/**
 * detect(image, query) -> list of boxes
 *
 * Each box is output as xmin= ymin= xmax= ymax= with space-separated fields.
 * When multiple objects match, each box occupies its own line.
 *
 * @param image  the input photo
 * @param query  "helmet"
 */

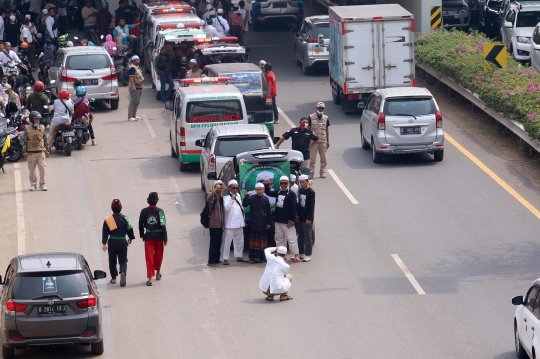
xmin=33 ymin=81 xmax=44 ymax=92
xmin=66 ymin=41 xmax=73 ymax=47
xmin=59 ymin=89 xmax=70 ymax=100
xmin=127 ymin=34 xmax=137 ymax=43
xmin=102 ymin=1 xmax=109 ymax=7
xmin=57 ymin=34 xmax=68 ymax=47
xmin=20 ymin=42 xmax=28 ymax=49
xmin=75 ymin=86 xmax=87 ymax=96
xmin=29 ymin=111 xmax=42 ymax=120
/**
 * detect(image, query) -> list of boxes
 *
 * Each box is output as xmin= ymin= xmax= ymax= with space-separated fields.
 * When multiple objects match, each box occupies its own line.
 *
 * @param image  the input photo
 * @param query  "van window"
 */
xmin=66 ymin=54 xmax=112 ymax=70
xmin=214 ymin=137 xmax=272 ymax=157
xmin=221 ymin=72 xmax=262 ymax=95
xmin=187 ymin=99 xmax=243 ymax=122
xmin=383 ymin=97 xmax=437 ymax=116
xmin=311 ymin=24 xmax=330 ymax=38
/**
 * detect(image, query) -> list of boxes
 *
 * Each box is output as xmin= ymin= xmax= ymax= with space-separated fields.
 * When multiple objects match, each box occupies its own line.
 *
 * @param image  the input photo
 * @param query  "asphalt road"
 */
xmin=2 ymin=21 xmax=540 ymax=359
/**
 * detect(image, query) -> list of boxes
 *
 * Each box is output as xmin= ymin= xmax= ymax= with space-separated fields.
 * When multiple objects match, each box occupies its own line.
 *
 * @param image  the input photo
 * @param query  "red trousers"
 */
xmin=144 ymin=239 xmax=164 ymax=278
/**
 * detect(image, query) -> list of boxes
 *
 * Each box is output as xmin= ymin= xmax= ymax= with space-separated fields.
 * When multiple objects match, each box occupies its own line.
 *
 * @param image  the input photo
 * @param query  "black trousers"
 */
xmin=297 ymin=222 xmax=313 ymax=256
xmin=108 ymin=240 xmax=128 ymax=279
xmin=208 ymin=228 xmax=223 ymax=265
xmin=272 ymin=97 xmax=278 ymax=121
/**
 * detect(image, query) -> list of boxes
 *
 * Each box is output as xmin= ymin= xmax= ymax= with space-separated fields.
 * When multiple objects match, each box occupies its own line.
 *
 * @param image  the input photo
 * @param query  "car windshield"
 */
xmin=214 ymin=137 xmax=272 ymax=157
xmin=204 ymin=54 xmax=245 ymax=65
xmin=66 ymin=54 xmax=112 ymax=70
xmin=11 ymin=272 xmax=90 ymax=300
xmin=488 ymin=0 xmax=502 ymax=11
xmin=312 ymin=24 xmax=330 ymax=38
xmin=516 ymin=11 xmax=540 ymax=28
xmin=187 ymin=100 xmax=243 ymax=123
xmin=384 ymin=97 xmax=437 ymax=116
xmin=221 ymin=72 xmax=262 ymax=95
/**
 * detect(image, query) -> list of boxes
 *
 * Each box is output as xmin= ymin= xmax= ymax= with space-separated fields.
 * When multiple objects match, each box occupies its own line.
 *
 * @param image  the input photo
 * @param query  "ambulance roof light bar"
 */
xmin=180 ymin=77 xmax=232 ymax=86
xmin=157 ymin=22 xmax=202 ymax=29
xmin=152 ymin=6 xmax=193 ymax=13
xmin=210 ymin=36 xmax=238 ymax=43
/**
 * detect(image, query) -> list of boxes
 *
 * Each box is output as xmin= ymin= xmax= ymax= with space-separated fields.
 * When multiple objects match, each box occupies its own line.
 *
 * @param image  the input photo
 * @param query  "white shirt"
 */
xmin=0 ymin=50 xmax=21 ymax=74
xmin=259 ymin=247 xmax=291 ymax=294
xmin=0 ymin=17 xmax=5 ymax=41
xmin=20 ymin=26 xmax=32 ymax=43
xmin=223 ymin=194 xmax=245 ymax=229
xmin=237 ymin=8 xmax=249 ymax=32
xmin=205 ymin=24 xmax=219 ymax=38
xmin=46 ymin=15 xmax=58 ymax=39
xmin=213 ymin=16 xmax=229 ymax=37
xmin=290 ymin=184 xmax=299 ymax=202
xmin=51 ymin=99 xmax=74 ymax=124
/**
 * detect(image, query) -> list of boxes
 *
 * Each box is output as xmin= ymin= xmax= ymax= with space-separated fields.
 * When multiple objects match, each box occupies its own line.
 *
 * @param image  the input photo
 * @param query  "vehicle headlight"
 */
xmin=461 ymin=4 xmax=469 ymax=13
xmin=517 ymin=36 xmax=531 ymax=44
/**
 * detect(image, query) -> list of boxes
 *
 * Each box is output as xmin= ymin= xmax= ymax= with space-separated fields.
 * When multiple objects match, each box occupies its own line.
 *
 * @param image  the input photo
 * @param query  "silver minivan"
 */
xmin=48 ymin=47 xmax=119 ymax=110
xmin=293 ymin=15 xmax=329 ymax=75
xmin=360 ymin=87 xmax=445 ymax=163
xmin=251 ymin=0 xmax=304 ymax=31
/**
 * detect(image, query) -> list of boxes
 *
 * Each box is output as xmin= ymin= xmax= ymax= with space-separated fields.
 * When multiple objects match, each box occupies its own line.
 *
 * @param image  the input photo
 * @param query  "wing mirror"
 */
xmin=207 ymin=172 xmax=217 ymax=180
xmin=318 ymin=34 xmax=324 ymax=46
xmin=504 ymin=21 xmax=512 ymax=28
xmin=93 ymin=270 xmax=107 ymax=280
xmin=195 ymin=139 xmax=205 ymax=147
xmin=512 ymin=295 xmax=524 ymax=305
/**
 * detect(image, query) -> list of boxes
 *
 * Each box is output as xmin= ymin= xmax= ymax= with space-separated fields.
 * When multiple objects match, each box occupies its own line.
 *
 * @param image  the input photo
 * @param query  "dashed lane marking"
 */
xmin=391 ymin=254 xmax=426 ymax=295
xmin=277 ymin=107 xmax=297 ymax=129
xmin=140 ymin=113 xmax=156 ymax=138
xmin=13 ymin=163 xmax=25 ymax=255
xmin=327 ymin=169 xmax=359 ymax=205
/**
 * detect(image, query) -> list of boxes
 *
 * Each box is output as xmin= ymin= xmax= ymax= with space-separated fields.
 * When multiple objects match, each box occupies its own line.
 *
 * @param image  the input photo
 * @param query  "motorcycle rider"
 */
xmin=26 ymin=81 xmax=50 ymax=123
xmin=47 ymin=89 xmax=74 ymax=150
xmin=3 ymin=84 xmax=19 ymax=118
xmin=0 ymin=42 xmax=22 ymax=79
xmin=20 ymin=20 xmax=34 ymax=66
xmin=22 ymin=111 xmax=50 ymax=191
xmin=72 ymin=86 xmax=97 ymax=146
xmin=41 ymin=39 xmax=56 ymax=76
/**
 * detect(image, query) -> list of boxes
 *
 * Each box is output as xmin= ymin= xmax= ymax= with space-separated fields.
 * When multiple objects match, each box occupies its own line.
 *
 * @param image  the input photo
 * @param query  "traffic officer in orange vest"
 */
xmin=308 ymin=102 xmax=330 ymax=179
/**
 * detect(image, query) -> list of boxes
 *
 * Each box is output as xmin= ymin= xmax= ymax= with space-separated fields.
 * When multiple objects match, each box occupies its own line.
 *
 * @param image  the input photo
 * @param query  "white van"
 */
xmin=168 ymin=77 xmax=249 ymax=171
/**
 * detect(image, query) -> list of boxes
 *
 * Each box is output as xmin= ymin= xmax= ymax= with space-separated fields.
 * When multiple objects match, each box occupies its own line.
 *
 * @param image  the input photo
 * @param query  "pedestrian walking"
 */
xmin=275 ymin=117 xmax=318 ymax=168
xmin=308 ymin=102 xmax=330 ymax=179
xmin=207 ymin=180 xmax=225 ymax=267
xmin=259 ymin=246 xmax=293 ymax=301
xmin=297 ymin=174 xmax=315 ymax=262
xmin=265 ymin=175 xmax=299 ymax=262
xmin=214 ymin=8 xmax=229 ymax=37
xmin=243 ymin=182 xmax=271 ymax=263
xmin=237 ymin=0 xmax=250 ymax=47
xmin=223 ymin=179 xmax=246 ymax=264
xmin=264 ymin=62 xmax=278 ymax=123
xmin=228 ymin=6 xmax=244 ymax=45
xmin=81 ymin=0 xmax=98 ymax=39
xmin=21 ymin=111 xmax=49 ymax=191
xmin=138 ymin=192 xmax=168 ymax=286
xmin=127 ymin=55 xmax=143 ymax=122
xmin=155 ymin=46 xmax=174 ymax=103
xmin=102 ymin=199 xmax=135 ymax=287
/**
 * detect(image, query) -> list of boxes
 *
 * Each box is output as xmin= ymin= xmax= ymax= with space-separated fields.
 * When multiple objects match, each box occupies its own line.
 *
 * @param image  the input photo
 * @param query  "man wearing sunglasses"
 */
xmin=265 ymin=176 xmax=299 ymax=262
xmin=308 ymin=102 xmax=330 ymax=179
xmin=223 ymin=179 xmax=246 ymax=265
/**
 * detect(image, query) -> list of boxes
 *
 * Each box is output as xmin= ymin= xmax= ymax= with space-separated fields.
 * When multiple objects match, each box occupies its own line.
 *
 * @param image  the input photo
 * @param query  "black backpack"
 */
xmin=200 ymin=194 xmax=217 ymax=229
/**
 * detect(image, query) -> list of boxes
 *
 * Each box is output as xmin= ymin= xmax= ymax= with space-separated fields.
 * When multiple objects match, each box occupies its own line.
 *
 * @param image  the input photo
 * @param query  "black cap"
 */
xmin=147 ymin=192 xmax=159 ymax=201
xmin=264 ymin=62 xmax=272 ymax=70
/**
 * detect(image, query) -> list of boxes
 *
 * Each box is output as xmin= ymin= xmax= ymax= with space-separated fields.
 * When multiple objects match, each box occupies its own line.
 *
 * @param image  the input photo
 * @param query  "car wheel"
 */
xmin=110 ymin=99 xmax=119 ymax=110
xmin=295 ymin=54 xmax=301 ymax=66
xmin=2 ymin=345 xmax=14 ymax=359
xmin=170 ymin=143 xmax=177 ymax=158
xmin=360 ymin=126 xmax=370 ymax=150
xmin=515 ymin=323 xmax=527 ymax=358
xmin=434 ymin=150 xmax=444 ymax=162
xmin=91 ymin=339 xmax=104 ymax=355
xmin=331 ymin=83 xmax=341 ymax=105
xmin=180 ymin=162 xmax=189 ymax=172
xmin=371 ymin=137 xmax=382 ymax=163
xmin=302 ymin=58 xmax=311 ymax=75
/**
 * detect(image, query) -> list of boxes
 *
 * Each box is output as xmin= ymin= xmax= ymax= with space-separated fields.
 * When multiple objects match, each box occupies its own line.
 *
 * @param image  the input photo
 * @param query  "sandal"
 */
xmin=156 ymin=273 xmax=162 ymax=281
xmin=223 ymin=260 xmax=229 ymax=265
xmin=265 ymin=297 xmax=274 ymax=301
xmin=109 ymin=279 xmax=116 ymax=284
xmin=207 ymin=263 xmax=217 ymax=267
xmin=280 ymin=295 xmax=293 ymax=301
xmin=146 ymin=281 xmax=152 ymax=286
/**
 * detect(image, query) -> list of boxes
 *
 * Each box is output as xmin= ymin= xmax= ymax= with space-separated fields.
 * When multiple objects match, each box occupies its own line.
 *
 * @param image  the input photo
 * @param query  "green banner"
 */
xmin=238 ymin=162 xmax=290 ymax=213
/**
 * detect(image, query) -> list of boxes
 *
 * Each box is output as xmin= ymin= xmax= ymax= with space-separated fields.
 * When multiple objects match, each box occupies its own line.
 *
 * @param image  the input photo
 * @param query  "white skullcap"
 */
xmin=259 ymin=60 xmax=266 ymax=65
xmin=131 ymin=55 xmax=139 ymax=61
xmin=217 ymin=8 xmax=223 ymax=13
xmin=25 ymin=14 xmax=31 ymax=18
xmin=209 ymin=10 xmax=216 ymax=15
xmin=277 ymin=246 xmax=287 ymax=255
xmin=279 ymin=176 xmax=289 ymax=182
xmin=206 ymin=3 xmax=212 ymax=10
xmin=9 ymin=15 xmax=15 ymax=21
xmin=228 ymin=179 xmax=238 ymax=186
xmin=42 ymin=9 xmax=48 ymax=14
xmin=255 ymin=183 xmax=264 ymax=189
xmin=3 ymin=84 xmax=11 ymax=90
xmin=290 ymin=174 xmax=296 ymax=182
xmin=299 ymin=174 xmax=309 ymax=181
xmin=190 ymin=58 xmax=197 ymax=65
xmin=214 ymin=180 xmax=224 ymax=187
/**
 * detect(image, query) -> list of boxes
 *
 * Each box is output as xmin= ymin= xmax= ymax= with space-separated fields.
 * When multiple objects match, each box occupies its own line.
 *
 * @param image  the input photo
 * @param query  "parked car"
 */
xmin=0 ymin=252 xmax=107 ymax=358
xmin=196 ymin=124 xmax=276 ymax=192
xmin=497 ymin=0 xmax=531 ymax=30
xmin=359 ymin=87 xmax=444 ymax=163
xmin=479 ymin=0 xmax=504 ymax=32
xmin=511 ymin=279 xmax=540 ymax=359
xmin=530 ymin=23 xmax=540 ymax=72
xmin=293 ymin=15 xmax=329 ymax=75
xmin=442 ymin=0 xmax=472 ymax=30
xmin=500 ymin=1 xmax=540 ymax=61
xmin=48 ymin=47 xmax=119 ymax=110
xmin=251 ymin=0 xmax=303 ymax=31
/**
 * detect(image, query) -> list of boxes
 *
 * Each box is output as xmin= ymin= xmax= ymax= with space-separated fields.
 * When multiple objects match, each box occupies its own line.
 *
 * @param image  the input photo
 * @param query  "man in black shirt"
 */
xmin=297 ymin=175 xmax=315 ymax=262
xmin=102 ymin=199 xmax=136 ymax=287
xmin=275 ymin=117 xmax=318 ymax=168
xmin=115 ymin=0 xmax=137 ymax=26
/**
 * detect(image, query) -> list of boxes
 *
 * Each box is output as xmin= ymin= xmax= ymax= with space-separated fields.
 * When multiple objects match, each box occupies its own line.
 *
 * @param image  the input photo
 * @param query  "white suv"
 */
xmin=360 ymin=87 xmax=444 ymax=163
xmin=512 ymin=279 xmax=540 ymax=358
xmin=501 ymin=2 xmax=540 ymax=61
xmin=196 ymin=124 xmax=275 ymax=192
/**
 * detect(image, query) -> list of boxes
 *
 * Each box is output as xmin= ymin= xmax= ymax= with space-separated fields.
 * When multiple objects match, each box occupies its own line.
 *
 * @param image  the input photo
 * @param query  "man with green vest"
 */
xmin=102 ymin=199 xmax=135 ymax=287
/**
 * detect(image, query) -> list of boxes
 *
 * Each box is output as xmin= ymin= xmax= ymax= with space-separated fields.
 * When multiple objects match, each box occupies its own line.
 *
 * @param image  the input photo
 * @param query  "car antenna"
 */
xmin=46 ymin=261 xmax=51 ymax=268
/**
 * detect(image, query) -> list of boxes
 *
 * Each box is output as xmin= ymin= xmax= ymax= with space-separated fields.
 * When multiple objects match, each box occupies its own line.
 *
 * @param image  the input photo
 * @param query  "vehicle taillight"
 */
xmin=265 ymin=94 xmax=272 ymax=106
xmin=103 ymin=65 xmax=117 ymax=80
xmin=377 ymin=113 xmax=386 ymax=130
xmin=6 ymin=300 xmax=26 ymax=314
xmin=8 ymin=330 xmax=23 ymax=341
xmin=307 ymin=36 xmax=318 ymax=43
xmin=180 ymin=127 xmax=185 ymax=148
xmin=61 ymin=67 xmax=76 ymax=82
xmin=436 ymin=110 xmax=443 ymax=128
xmin=82 ymin=326 xmax=96 ymax=337
xmin=76 ymin=294 xmax=97 ymax=309
xmin=209 ymin=153 xmax=216 ymax=172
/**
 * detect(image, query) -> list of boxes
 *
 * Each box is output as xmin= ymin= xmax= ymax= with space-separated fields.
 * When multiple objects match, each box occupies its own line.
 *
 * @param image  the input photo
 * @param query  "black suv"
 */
xmin=0 ymin=252 xmax=107 ymax=358
xmin=479 ymin=0 xmax=504 ymax=31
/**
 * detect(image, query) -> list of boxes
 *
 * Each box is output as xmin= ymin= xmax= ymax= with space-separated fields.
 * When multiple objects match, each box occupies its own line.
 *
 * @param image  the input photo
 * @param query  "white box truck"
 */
xmin=326 ymin=4 xmax=416 ymax=113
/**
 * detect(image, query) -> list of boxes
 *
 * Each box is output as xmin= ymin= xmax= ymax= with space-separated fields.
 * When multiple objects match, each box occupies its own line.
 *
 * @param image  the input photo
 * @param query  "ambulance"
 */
xmin=167 ymin=77 xmax=249 ymax=171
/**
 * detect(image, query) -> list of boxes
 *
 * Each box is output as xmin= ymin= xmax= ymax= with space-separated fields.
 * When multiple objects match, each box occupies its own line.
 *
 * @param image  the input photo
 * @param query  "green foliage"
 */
xmin=416 ymin=29 xmax=540 ymax=140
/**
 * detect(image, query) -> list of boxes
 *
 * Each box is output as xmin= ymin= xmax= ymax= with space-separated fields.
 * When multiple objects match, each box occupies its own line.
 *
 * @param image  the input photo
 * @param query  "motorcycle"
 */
xmin=71 ymin=98 xmax=95 ymax=150
xmin=38 ymin=54 xmax=53 ymax=85
xmin=47 ymin=104 xmax=74 ymax=156
xmin=17 ymin=49 xmax=35 ymax=85
xmin=114 ymin=35 xmax=138 ymax=87
xmin=7 ymin=105 xmax=28 ymax=132
xmin=12 ymin=76 xmax=30 ymax=107
xmin=6 ymin=127 xmax=23 ymax=162
xmin=6 ymin=61 xmax=21 ymax=86
xmin=0 ymin=116 xmax=16 ymax=172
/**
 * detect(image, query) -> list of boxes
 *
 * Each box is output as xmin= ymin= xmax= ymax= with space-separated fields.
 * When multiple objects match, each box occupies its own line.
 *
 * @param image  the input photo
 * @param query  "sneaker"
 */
xmin=300 ymin=254 xmax=305 ymax=259
xmin=29 ymin=185 xmax=37 ymax=191
xmin=274 ymin=119 xmax=279 ymax=124
xmin=320 ymin=173 xmax=326 ymax=178
xmin=91 ymin=139 xmax=97 ymax=146
xmin=128 ymin=118 xmax=136 ymax=122
xmin=302 ymin=256 xmax=312 ymax=262
xmin=39 ymin=185 xmax=47 ymax=191
xmin=120 ymin=272 xmax=126 ymax=287
xmin=308 ymin=174 xmax=314 ymax=179
xmin=135 ymin=116 xmax=142 ymax=121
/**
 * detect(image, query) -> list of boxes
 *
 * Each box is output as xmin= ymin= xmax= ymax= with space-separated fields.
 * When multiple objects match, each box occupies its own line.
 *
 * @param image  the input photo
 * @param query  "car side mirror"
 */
xmin=165 ymin=101 xmax=172 ymax=110
xmin=512 ymin=295 xmax=524 ymax=305
xmin=299 ymin=167 xmax=310 ymax=175
xmin=318 ymin=34 xmax=324 ymax=46
xmin=195 ymin=139 xmax=204 ymax=147
xmin=504 ymin=21 xmax=512 ymax=28
xmin=207 ymin=172 xmax=217 ymax=180
xmin=273 ymin=136 xmax=280 ymax=144
xmin=93 ymin=270 xmax=107 ymax=280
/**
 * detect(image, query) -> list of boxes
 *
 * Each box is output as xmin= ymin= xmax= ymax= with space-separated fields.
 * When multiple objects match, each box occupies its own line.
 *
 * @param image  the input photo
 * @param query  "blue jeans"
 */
xmin=160 ymin=71 xmax=174 ymax=102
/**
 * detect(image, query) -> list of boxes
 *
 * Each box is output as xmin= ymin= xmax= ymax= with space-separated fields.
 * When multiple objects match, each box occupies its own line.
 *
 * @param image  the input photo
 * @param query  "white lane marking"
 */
xmin=169 ymin=176 xmax=187 ymax=212
xmin=278 ymin=108 xmax=296 ymax=129
xmin=327 ymin=169 xmax=359 ymax=205
xmin=140 ymin=113 xmax=156 ymax=138
xmin=391 ymin=254 xmax=426 ymax=295
xmin=13 ymin=163 xmax=26 ymax=255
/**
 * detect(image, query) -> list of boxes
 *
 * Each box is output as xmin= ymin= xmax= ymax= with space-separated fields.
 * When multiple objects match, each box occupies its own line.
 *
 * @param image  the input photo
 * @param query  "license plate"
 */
xmin=81 ymin=79 xmax=98 ymax=85
xmin=63 ymin=131 xmax=74 ymax=137
xmin=273 ymin=2 xmax=287 ymax=8
xmin=37 ymin=305 xmax=66 ymax=316
xmin=400 ymin=126 xmax=421 ymax=135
